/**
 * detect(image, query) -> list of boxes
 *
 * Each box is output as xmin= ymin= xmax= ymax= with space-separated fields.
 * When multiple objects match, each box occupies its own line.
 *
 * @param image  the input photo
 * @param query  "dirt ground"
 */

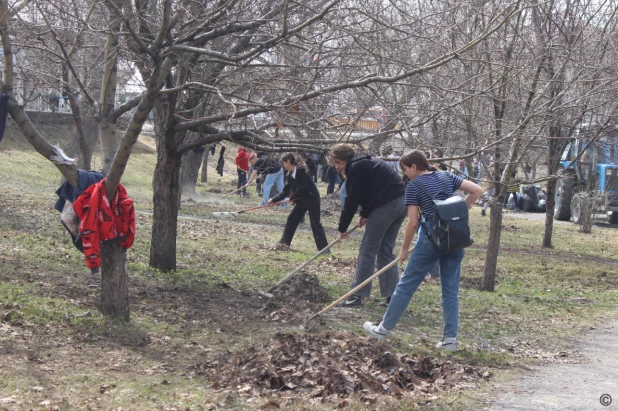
xmin=0 ymin=264 xmax=489 ymax=410
xmin=487 ymin=318 xmax=618 ymax=411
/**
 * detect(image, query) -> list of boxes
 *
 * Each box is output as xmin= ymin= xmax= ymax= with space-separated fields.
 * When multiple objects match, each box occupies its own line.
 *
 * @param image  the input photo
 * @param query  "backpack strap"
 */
xmin=411 ymin=177 xmax=438 ymax=244
xmin=411 ymin=171 xmax=450 ymax=201
xmin=441 ymin=171 xmax=449 ymax=197
xmin=411 ymin=178 xmax=435 ymax=200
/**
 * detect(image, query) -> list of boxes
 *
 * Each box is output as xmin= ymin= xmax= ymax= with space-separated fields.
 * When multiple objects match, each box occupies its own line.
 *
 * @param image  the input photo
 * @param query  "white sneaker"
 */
xmin=436 ymin=337 xmax=457 ymax=351
xmin=363 ymin=321 xmax=389 ymax=340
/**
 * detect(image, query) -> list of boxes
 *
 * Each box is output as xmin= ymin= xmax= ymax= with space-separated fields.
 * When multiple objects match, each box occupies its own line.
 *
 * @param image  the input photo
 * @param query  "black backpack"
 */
xmin=412 ymin=172 xmax=474 ymax=253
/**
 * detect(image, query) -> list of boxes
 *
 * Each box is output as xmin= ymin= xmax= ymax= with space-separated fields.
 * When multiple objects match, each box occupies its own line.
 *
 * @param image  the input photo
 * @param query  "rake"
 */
xmin=212 ymin=200 xmax=286 ymax=217
xmin=303 ymin=245 xmax=415 ymax=331
xmin=217 ymin=181 xmax=255 ymax=200
xmin=257 ymin=224 xmax=361 ymax=298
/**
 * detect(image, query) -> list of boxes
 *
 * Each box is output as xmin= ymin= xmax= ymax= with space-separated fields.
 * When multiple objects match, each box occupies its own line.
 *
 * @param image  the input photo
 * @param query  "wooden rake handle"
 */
xmin=219 ymin=181 xmax=255 ymax=199
xmin=266 ymin=224 xmax=361 ymax=293
xmin=305 ymin=245 xmax=415 ymax=327
xmin=239 ymin=200 xmax=285 ymax=214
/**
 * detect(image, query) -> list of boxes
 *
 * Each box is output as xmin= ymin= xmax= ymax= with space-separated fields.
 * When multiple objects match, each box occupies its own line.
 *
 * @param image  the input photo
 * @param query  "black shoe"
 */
xmin=341 ymin=295 xmax=362 ymax=307
xmin=481 ymin=209 xmax=486 ymax=217
xmin=378 ymin=297 xmax=391 ymax=307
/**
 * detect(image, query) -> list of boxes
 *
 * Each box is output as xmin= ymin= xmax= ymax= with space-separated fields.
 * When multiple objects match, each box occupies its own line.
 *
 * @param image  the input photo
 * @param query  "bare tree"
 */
xmin=1 ymin=0 xmax=179 ymax=319
xmin=131 ymin=0 xmax=524 ymax=272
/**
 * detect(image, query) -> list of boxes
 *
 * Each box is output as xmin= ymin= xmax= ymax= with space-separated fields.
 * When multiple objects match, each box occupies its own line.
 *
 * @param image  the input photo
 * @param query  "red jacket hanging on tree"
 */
xmin=72 ymin=179 xmax=136 ymax=269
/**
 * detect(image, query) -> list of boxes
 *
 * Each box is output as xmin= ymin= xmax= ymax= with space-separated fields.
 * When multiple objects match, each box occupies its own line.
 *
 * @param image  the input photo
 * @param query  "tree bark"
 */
xmin=180 ymin=132 xmax=204 ymax=194
xmin=100 ymin=242 xmax=130 ymax=320
xmin=543 ymin=178 xmax=557 ymax=248
xmin=149 ymin=140 xmax=181 ymax=271
xmin=62 ymin=67 xmax=92 ymax=170
xmin=200 ymin=145 xmax=211 ymax=183
xmin=543 ymin=134 xmax=565 ymax=248
xmin=99 ymin=117 xmax=119 ymax=173
xmin=98 ymin=0 xmax=122 ymax=174
xmin=149 ymin=95 xmax=181 ymax=271
xmin=482 ymin=191 xmax=505 ymax=291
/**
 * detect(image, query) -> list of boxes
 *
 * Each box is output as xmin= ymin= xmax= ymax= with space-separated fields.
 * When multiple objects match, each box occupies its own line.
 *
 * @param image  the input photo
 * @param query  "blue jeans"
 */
xmin=382 ymin=225 xmax=465 ymax=338
xmin=261 ymin=168 xmax=287 ymax=207
xmin=339 ymin=181 xmax=347 ymax=206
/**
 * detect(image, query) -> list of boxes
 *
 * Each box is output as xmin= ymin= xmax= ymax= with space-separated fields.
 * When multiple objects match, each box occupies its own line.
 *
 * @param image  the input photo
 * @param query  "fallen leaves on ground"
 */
xmin=193 ymin=332 xmax=490 ymax=404
xmin=261 ymin=273 xmax=331 ymax=324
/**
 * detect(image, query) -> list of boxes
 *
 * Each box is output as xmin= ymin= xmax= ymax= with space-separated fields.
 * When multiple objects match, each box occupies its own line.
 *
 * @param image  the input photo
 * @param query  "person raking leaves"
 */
xmin=362 ymin=150 xmax=483 ymax=352
xmin=245 ymin=153 xmax=287 ymax=208
xmin=268 ymin=153 xmax=329 ymax=252
xmin=331 ymin=143 xmax=407 ymax=308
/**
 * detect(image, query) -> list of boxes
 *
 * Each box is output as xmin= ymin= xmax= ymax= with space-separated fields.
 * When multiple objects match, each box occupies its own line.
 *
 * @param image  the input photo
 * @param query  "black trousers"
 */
xmin=280 ymin=203 xmax=329 ymax=251
xmin=309 ymin=167 xmax=318 ymax=182
xmin=326 ymin=167 xmax=338 ymax=194
xmin=237 ymin=170 xmax=247 ymax=195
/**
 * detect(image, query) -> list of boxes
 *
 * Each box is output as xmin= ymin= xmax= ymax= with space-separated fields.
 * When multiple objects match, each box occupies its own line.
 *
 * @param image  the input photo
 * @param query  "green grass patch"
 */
xmin=2 ymin=134 xmax=618 ymax=409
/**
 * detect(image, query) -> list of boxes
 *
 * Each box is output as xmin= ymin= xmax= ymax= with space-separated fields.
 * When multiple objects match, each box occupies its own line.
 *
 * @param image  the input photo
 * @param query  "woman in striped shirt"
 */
xmin=363 ymin=150 xmax=483 ymax=352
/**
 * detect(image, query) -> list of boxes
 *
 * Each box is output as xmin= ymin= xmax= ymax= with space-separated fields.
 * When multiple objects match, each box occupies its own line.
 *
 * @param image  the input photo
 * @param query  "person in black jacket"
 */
xmin=326 ymin=161 xmax=340 ymax=194
xmin=331 ymin=144 xmax=407 ymax=307
xmin=269 ymin=153 xmax=329 ymax=252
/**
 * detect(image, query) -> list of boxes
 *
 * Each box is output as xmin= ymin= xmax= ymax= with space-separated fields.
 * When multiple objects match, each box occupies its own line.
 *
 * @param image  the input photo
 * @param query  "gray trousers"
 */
xmin=351 ymin=195 xmax=407 ymax=298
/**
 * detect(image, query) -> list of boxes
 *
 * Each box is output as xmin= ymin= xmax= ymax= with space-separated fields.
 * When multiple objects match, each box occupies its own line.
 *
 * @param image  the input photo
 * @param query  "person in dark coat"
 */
xmin=269 ymin=153 xmax=329 ymax=252
xmin=331 ymin=144 xmax=407 ymax=307
xmin=326 ymin=161 xmax=340 ymax=194
xmin=305 ymin=153 xmax=318 ymax=183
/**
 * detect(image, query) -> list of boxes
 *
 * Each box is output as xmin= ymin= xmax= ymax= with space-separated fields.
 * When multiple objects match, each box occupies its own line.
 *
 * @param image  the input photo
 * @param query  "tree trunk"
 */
xmin=543 ymin=178 xmax=556 ymax=248
xmin=542 ymin=133 xmax=566 ymax=248
xmin=98 ymin=0 xmax=122 ymax=174
xmin=149 ymin=125 xmax=181 ymax=271
xmin=99 ymin=118 xmax=118 ymax=174
xmin=180 ymin=133 xmax=203 ymax=195
xmin=100 ymin=242 xmax=130 ymax=320
xmin=73 ymin=114 xmax=92 ymax=170
xmin=201 ymin=145 xmax=210 ymax=183
xmin=62 ymin=66 xmax=92 ymax=170
xmin=482 ymin=192 xmax=505 ymax=291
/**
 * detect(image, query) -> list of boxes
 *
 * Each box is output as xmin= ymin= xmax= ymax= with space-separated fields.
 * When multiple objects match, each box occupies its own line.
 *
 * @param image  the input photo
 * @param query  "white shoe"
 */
xmin=363 ymin=321 xmax=389 ymax=340
xmin=436 ymin=337 xmax=457 ymax=351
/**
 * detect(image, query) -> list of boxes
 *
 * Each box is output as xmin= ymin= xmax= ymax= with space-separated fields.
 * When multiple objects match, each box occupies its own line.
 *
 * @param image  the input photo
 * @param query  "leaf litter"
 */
xmin=261 ymin=273 xmax=331 ymax=324
xmin=193 ymin=331 xmax=490 ymax=404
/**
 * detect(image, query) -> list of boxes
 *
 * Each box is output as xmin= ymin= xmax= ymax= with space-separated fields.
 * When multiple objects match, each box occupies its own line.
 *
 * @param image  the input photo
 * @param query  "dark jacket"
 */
xmin=338 ymin=154 xmax=405 ymax=232
xmin=271 ymin=166 xmax=320 ymax=208
xmin=254 ymin=157 xmax=282 ymax=175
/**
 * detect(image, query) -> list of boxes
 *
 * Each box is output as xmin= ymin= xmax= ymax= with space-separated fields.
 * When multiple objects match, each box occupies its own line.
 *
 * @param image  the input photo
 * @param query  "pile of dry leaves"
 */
xmin=274 ymin=273 xmax=331 ymax=303
xmin=193 ymin=332 xmax=490 ymax=404
xmin=317 ymin=256 xmax=358 ymax=270
xmin=260 ymin=273 xmax=331 ymax=324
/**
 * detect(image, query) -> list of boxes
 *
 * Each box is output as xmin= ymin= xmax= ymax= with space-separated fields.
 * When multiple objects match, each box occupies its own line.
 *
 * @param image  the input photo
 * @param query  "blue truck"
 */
xmin=554 ymin=134 xmax=618 ymax=224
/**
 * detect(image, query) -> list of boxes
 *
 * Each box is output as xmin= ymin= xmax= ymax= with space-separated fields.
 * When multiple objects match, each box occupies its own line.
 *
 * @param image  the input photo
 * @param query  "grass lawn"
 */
xmin=1 ymin=131 xmax=618 ymax=410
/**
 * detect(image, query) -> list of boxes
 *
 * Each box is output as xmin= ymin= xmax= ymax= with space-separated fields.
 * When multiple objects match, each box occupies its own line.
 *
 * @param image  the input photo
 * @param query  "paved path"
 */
xmin=488 ymin=319 xmax=618 ymax=411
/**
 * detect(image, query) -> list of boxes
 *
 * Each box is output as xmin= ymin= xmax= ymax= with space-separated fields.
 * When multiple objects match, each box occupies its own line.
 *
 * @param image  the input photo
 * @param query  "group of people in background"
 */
xmin=230 ymin=143 xmax=484 ymax=352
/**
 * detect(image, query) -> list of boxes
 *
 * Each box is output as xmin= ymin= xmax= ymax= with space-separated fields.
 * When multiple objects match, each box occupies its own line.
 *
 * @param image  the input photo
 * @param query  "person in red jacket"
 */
xmin=236 ymin=146 xmax=250 ymax=197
